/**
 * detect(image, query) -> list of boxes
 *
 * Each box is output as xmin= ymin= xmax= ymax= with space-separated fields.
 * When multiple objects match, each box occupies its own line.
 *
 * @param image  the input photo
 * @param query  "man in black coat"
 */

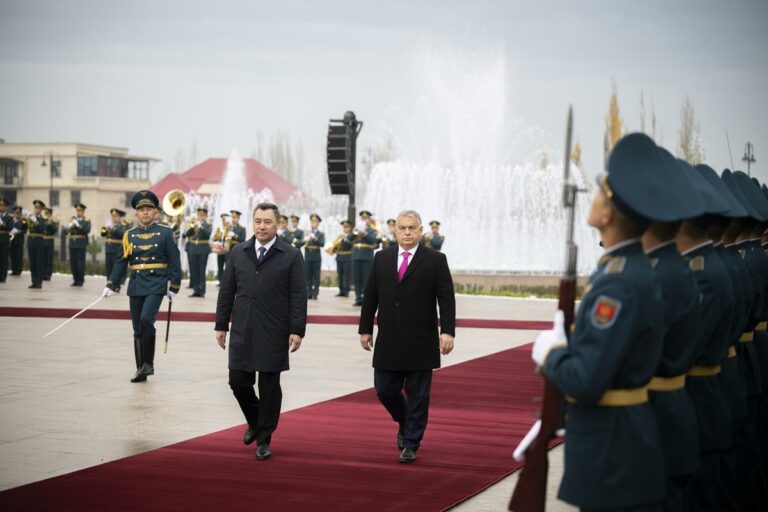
xmin=215 ymin=202 xmax=307 ymax=461
xmin=358 ymin=209 xmax=456 ymax=464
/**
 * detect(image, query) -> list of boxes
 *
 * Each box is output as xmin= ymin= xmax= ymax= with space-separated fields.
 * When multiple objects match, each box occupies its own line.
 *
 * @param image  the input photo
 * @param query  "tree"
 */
xmin=677 ymin=95 xmax=705 ymax=164
xmin=571 ymin=142 xmax=582 ymax=168
xmin=605 ymin=83 xmax=625 ymax=152
xmin=639 ymin=90 xmax=646 ymax=134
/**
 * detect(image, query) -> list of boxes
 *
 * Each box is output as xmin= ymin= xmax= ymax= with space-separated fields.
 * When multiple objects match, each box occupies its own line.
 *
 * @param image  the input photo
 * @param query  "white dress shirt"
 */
xmin=255 ymin=236 xmax=277 ymax=259
xmin=397 ymin=244 xmax=418 ymax=271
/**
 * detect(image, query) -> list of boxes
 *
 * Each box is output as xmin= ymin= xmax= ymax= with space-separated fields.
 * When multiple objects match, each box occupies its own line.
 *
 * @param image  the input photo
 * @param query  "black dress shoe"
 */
xmin=130 ymin=370 xmax=147 ymax=383
xmin=399 ymin=448 xmax=416 ymax=464
xmin=189 ymin=293 xmax=199 ymax=297
xmin=243 ymin=427 xmax=257 ymax=445
xmin=28 ymin=284 xmax=42 ymax=289
xmin=256 ymin=443 xmax=272 ymax=460
xmin=334 ymin=293 xmax=344 ymax=297
xmin=353 ymin=302 xmax=362 ymax=307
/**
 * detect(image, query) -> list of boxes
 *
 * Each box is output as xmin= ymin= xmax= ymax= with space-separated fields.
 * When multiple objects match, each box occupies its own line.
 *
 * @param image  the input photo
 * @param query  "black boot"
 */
xmin=140 ymin=333 xmax=156 ymax=377
xmin=130 ymin=336 xmax=146 ymax=383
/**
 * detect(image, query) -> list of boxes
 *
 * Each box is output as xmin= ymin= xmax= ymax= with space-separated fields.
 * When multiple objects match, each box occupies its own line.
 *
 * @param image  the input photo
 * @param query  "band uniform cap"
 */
xmin=310 ymin=213 xmax=322 ymax=222
xmin=220 ymin=212 xmax=231 ymax=218
xmin=279 ymin=214 xmax=288 ymax=222
xmin=110 ymin=207 xmax=127 ymax=216
xmin=694 ymin=164 xmax=748 ymax=219
xmin=387 ymin=218 xmax=396 ymax=226
xmin=11 ymin=205 xmax=22 ymax=213
xmin=429 ymin=220 xmax=441 ymax=227
xmin=74 ymin=202 xmax=87 ymax=210
xmin=652 ymin=147 xmax=705 ymax=220
xmin=673 ymin=156 xmax=728 ymax=217
xmin=341 ymin=220 xmax=353 ymax=227
xmin=44 ymin=207 xmax=53 ymax=214
xmin=722 ymin=169 xmax=764 ymax=222
xmin=131 ymin=190 xmax=160 ymax=210
xmin=0 ymin=198 xmax=7 ymax=206
xmin=196 ymin=207 xmax=208 ymax=214
xmin=359 ymin=210 xmax=373 ymax=218
xmin=230 ymin=210 xmax=242 ymax=217
xmin=733 ymin=171 xmax=768 ymax=222
xmin=33 ymin=199 xmax=46 ymax=208
xmin=289 ymin=214 xmax=300 ymax=221
xmin=604 ymin=133 xmax=682 ymax=222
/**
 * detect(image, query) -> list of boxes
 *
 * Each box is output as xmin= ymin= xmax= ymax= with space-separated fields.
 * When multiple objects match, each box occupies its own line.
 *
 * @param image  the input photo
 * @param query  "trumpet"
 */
xmin=162 ymin=189 xmax=187 ymax=217
xmin=325 ymin=234 xmax=344 ymax=255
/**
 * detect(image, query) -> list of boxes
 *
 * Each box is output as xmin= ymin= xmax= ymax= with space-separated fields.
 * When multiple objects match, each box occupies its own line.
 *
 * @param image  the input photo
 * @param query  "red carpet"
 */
xmin=0 ymin=306 xmax=550 ymax=330
xmin=0 ymin=345 xmax=557 ymax=512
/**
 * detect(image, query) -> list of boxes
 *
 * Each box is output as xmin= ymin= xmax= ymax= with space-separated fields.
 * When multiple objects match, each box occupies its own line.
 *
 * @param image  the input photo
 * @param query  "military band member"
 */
xmin=531 ymin=134 xmax=674 ymax=510
xmin=42 ymin=207 xmax=58 ymax=281
xmin=304 ymin=213 xmax=325 ymax=300
xmin=380 ymin=218 xmax=397 ymax=249
xmin=289 ymin=214 xmax=305 ymax=249
xmin=213 ymin=213 xmax=231 ymax=284
xmin=278 ymin=215 xmax=294 ymax=245
xmin=349 ymin=210 xmax=378 ymax=306
xmin=9 ymin=206 xmax=26 ymax=276
xmin=0 ymin=198 xmax=11 ymax=282
xmin=185 ymin=207 xmax=212 ymax=298
xmin=27 ymin=199 xmax=47 ymax=289
xmin=65 ymin=202 xmax=91 ymax=286
xmin=423 ymin=220 xmax=445 ymax=251
xmin=328 ymin=220 xmax=353 ymax=297
xmin=101 ymin=208 xmax=128 ymax=292
xmin=103 ymin=190 xmax=182 ymax=383
xmin=229 ymin=210 xmax=247 ymax=249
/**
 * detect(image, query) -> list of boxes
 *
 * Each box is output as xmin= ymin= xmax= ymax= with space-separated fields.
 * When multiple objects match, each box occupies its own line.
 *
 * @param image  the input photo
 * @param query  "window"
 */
xmin=0 ymin=158 xmax=19 ymax=185
xmin=50 ymin=190 xmax=59 ymax=207
xmin=0 ymin=190 xmax=16 ymax=205
xmin=78 ymin=156 xmax=130 ymax=178
xmin=52 ymin=160 xmax=61 ymax=178
xmin=71 ymin=190 xmax=81 ymax=206
xmin=77 ymin=157 xmax=98 ymax=177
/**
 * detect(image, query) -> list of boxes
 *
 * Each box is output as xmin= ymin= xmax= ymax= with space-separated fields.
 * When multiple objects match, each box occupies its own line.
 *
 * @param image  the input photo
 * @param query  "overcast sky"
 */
xmin=1 ymin=0 xmax=766 ymax=183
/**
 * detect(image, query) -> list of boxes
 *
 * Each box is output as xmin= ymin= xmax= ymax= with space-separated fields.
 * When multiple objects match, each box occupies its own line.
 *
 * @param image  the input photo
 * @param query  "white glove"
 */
xmin=167 ymin=290 xmax=177 ymax=301
xmin=277 ymin=228 xmax=284 ymax=235
xmin=532 ymin=310 xmax=568 ymax=366
xmin=102 ymin=287 xmax=114 ymax=298
xmin=512 ymin=419 xmax=565 ymax=462
xmin=355 ymin=220 xmax=366 ymax=232
xmin=29 ymin=215 xmax=37 ymax=223
xmin=10 ymin=228 xmax=18 ymax=235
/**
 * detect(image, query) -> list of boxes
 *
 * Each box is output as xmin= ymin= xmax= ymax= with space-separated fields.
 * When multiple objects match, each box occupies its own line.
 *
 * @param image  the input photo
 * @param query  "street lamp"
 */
xmin=40 ymin=151 xmax=58 ymax=206
xmin=742 ymin=142 xmax=756 ymax=177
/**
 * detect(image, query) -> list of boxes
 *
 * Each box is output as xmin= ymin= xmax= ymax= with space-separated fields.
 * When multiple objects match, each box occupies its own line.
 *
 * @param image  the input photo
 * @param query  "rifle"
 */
xmin=509 ymin=107 xmax=577 ymax=512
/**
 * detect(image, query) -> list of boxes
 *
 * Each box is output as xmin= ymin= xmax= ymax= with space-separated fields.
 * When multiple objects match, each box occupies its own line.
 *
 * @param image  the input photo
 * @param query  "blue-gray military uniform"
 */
xmin=289 ymin=216 xmax=304 ymax=250
xmin=333 ymin=221 xmax=353 ymax=297
xmin=303 ymin=214 xmax=325 ymax=300
xmin=185 ymin=209 xmax=212 ymax=298
xmin=543 ymin=134 xmax=680 ymax=510
xmin=9 ymin=207 xmax=26 ymax=276
xmin=0 ymin=199 xmax=11 ymax=282
xmin=349 ymin=212 xmax=378 ymax=306
xmin=42 ymin=209 xmax=58 ymax=281
xmin=107 ymin=190 xmax=181 ymax=383
xmin=26 ymin=200 xmax=47 ymax=288
xmin=423 ymin=221 xmax=445 ymax=251
xmin=65 ymin=203 xmax=91 ymax=286
xmin=101 ymin=209 xmax=128 ymax=290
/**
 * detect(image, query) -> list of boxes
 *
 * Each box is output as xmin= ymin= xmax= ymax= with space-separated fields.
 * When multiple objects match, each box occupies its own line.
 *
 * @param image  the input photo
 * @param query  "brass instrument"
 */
xmin=326 ymin=234 xmax=344 ymax=255
xmin=162 ymin=189 xmax=187 ymax=217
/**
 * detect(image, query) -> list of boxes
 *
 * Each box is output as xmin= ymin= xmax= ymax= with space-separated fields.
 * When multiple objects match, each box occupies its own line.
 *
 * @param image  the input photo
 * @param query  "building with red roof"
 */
xmin=151 ymin=158 xmax=302 ymax=204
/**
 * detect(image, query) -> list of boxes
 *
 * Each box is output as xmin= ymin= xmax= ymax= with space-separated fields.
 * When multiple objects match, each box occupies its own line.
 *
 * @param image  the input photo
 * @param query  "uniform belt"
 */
xmin=688 ymin=364 xmax=721 ymax=377
xmin=336 ymin=250 xmax=351 ymax=255
xmin=43 ymin=236 xmax=55 ymax=240
xmin=740 ymin=332 xmax=754 ymax=343
xmin=353 ymin=243 xmax=376 ymax=249
xmin=306 ymin=246 xmax=321 ymax=251
xmin=728 ymin=346 xmax=737 ymax=359
xmin=106 ymin=239 xmax=123 ymax=244
xmin=756 ymin=322 xmax=767 ymax=332
xmin=188 ymin=240 xmax=210 ymax=245
xmin=28 ymin=233 xmax=43 ymax=238
xmin=69 ymin=235 xmax=86 ymax=240
xmin=0 ymin=230 xmax=8 ymax=235
xmin=566 ymin=386 xmax=649 ymax=406
xmin=648 ymin=375 xmax=686 ymax=392
xmin=128 ymin=263 xmax=168 ymax=270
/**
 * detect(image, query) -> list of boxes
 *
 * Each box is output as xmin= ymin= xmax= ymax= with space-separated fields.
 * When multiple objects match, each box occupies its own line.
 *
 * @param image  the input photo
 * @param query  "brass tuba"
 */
xmin=162 ymin=189 xmax=187 ymax=217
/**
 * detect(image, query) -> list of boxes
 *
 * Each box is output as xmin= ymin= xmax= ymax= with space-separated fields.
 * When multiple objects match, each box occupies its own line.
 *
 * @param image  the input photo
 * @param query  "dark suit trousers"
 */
xmin=374 ymin=369 xmax=432 ymax=450
xmin=229 ymin=370 xmax=282 ymax=445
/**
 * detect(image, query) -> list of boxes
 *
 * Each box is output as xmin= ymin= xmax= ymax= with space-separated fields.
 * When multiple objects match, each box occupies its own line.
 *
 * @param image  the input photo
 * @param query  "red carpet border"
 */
xmin=0 ymin=345 xmax=558 ymax=512
xmin=0 ymin=307 xmax=550 ymax=330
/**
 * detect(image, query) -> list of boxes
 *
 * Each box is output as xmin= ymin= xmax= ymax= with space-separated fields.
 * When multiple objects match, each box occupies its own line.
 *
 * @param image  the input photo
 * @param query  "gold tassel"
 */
xmin=122 ymin=232 xmax=133 ymax=258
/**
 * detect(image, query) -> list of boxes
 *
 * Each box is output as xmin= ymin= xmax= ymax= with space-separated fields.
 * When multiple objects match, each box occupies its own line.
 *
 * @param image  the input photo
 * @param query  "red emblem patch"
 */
xmin=591 ymin=295 xmax=621 ymax=329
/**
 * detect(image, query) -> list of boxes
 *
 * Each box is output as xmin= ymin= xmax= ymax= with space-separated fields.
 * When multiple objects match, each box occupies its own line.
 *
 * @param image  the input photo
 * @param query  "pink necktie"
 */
xmin=398 ymin=251 xmax=410 ymax=282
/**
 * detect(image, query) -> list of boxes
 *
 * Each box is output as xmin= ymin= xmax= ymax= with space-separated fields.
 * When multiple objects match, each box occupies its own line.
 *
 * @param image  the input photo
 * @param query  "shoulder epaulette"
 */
xmin=84 ymin=216 xmax=91 ymax=221
xmin=605 ymin=256 xmax=626 ymax=274
xmin=688 ymin=255 xmax=705 ymax=272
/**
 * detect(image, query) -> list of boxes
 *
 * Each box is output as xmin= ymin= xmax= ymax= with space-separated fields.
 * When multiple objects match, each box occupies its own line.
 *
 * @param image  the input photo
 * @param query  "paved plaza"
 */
xmin=0 ymin=272 xmax=574 ymax=511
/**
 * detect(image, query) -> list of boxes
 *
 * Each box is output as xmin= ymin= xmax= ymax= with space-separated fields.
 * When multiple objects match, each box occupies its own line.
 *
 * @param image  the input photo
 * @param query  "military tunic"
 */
xmin=26 ymin=215 xmax=47 ymax=287
xmin=66 ymin=216 xmax=91 ymax=285
xmin=102 ymin=222 xmax=127 ymax=286
xmin=303 ymin=230 xmax=325 ymax=299
xmin=545 ymin=241 xmax=665 ymax=509
xmin=423 ymin=233 xmax=444 ymax=251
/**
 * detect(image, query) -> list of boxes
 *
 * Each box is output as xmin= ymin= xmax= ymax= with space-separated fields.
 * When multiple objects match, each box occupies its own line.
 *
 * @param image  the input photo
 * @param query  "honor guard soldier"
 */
xmin=0 ymin=198 xmax=10 ymax=282
xmin=9 ymin=205 xmax=26 ymax=276
xmin=328 ymin=220 xmax=353 ymax=297
xmin=228 ymin=210 xmax=246 ymax=249
xmin=185 ymin=207 xmax=212 ymax=298
xmin=532 ymin=134 xmax=677 ymax=511
xmin=278 ymin=215 xmax=294 ymax=245
xmin=42 ymin=207 xmax=58 ymax=281
xmin=213 ymin=212 xmax=231 ymax=284
xmin=103 ymin=190 xmax=182 ymax=383
xmin=289 ymin=214 xmax=305 ymax=249
xmin=27 ymin=199 xmax=47 ymax=289
xmin=65 ymin=202 xmax=91 ymax=286
xmin=101 ymin=208 xmax=128 ymax=292
xmin=349 ymin=210 xmax=378 ymax=306
xmin=304 ymin=213 xmax=325 ymax=300
xmin=380 ymin=218 xmax=397 ymax=249
xmin=423 ymin=220 xmax=445 ymax=251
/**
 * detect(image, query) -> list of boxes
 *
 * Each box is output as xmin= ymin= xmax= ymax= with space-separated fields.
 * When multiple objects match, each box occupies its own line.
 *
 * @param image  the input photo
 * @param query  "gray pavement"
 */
xmin=0 ymin=272 xmax=573 ymax=510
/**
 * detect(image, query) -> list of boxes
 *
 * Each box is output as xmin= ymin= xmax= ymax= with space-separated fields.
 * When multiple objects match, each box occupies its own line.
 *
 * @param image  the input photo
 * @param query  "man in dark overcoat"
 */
xmin=215 ymin=202 xmax=307 ymax=461
xmin=358 ymin=209 xmax=456 ymax=464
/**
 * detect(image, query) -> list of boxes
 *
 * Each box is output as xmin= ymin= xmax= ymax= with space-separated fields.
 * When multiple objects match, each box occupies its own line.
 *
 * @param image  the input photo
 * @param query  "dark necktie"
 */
xmin=257 ymin=246 xmax=266 ymax=261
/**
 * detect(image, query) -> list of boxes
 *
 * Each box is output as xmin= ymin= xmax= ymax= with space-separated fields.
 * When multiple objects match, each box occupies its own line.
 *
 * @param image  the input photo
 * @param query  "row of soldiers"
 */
xmin=529 ymin=132 xmax=768 ymax=511
xmin=0 ymin=198 xmax=93 ymax=287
